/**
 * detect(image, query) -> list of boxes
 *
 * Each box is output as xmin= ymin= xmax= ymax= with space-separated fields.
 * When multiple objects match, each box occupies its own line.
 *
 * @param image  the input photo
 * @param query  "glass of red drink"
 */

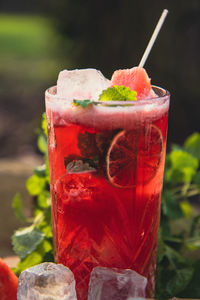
xmin=45 ymin=85 xmax=170 ymax=300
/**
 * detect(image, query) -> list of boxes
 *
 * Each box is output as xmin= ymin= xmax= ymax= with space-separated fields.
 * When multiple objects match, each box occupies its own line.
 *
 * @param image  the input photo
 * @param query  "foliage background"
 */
xmin=0 ymin=0 xmax=200 ymax=298
xmin=0 ymin=0 xmax=200 ymax=156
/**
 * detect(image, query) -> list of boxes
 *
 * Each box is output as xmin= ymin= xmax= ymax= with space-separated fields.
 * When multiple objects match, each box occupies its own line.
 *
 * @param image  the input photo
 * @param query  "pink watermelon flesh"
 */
xmin=111 ymin=67 xmax=156 ymax=100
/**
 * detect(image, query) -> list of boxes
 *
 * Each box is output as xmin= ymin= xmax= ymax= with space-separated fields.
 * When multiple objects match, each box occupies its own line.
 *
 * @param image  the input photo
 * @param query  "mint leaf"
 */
xmin=14 ymin=250 xmax=43 ymax=276
xmin=12 ymin=226 xmax=44 ymax=259
xmin=37 ymin=134 xmax=48 ymax=154
xmin=178 ymin=260 xmax=200 ymax=298
xmin=12 ymin=193 xmax=26 ymax=222
xmin=166 ymin=150 xmax=199 ymax=184
xmin=35 ymin=206 xmax=52 ymax=239
xmin=99 ymin=85 xmax=137 ymax=101
xmin=194 ymin=172 xmax=200 ymax=190
xmin=162 ymin=190 xmax=183 ymax=220
xmin=180 ymin=200 xmax=192 ymax=218
xmin=14 ymin=239 xmax=53 ymax=276
xmin=65 ymin=159 xmax=98 ymax=174
xmin=157 ymin=235 xmax=166 ymax=263
xmin=77 ymin=132 xmax=99 ymax=157
xmin=26 ymin=174 xmax=46 ymax=196
xmin=34 ymin=164 xmax=46 ymax=177
xmin=73 ymin=99 xmax=93 ymax=108
xmin=37 ymin=191 xmax=51 ymax=209
xmin=41 ymin=112 xmax=47 ymax=136
xmin=190 ymin=215 xmax=200 ymax=237
xmin=166 ymin=268 xmax=194 ymax=296
xmin=186 ymin=236 xmax=200 ymax=250
xmin=184 ymin=132 xmax=200 ymax=160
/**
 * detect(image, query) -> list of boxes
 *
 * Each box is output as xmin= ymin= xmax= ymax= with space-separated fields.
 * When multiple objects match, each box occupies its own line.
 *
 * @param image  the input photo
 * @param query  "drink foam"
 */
xmin=45 ymin=86 xmax=169 ymax=130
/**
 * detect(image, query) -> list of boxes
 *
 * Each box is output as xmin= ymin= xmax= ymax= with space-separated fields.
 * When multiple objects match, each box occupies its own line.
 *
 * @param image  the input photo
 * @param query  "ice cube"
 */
xmin=88 ymin=267 xmax=147 ymax=300
xmin=17 ymin=262 xmax=77 ymax=300
xmin=57 ymin=68 xmax=110 ymax=100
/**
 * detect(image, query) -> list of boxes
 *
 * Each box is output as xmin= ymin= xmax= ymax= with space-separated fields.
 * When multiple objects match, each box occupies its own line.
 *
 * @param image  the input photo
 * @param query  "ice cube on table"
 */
xmin=57 ymin=68 xmax=110 ymax=101
xmin=17 ymin=262 xmax=77 ymax=300
xmin=88 ymin=267 xmax=147 ymax=300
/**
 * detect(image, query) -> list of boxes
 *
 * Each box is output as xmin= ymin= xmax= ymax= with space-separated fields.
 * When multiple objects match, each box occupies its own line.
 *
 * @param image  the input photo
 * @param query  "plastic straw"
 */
xmin=138 ymin=9 xmax=168 ymax=68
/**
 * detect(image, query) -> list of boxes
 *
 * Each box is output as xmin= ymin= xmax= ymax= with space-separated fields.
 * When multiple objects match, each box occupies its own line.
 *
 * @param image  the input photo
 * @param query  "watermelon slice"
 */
xmin=111 ymin=67 xmax=156 ymax=100
xmin=0 ymin=258 xmax=18 ymax=300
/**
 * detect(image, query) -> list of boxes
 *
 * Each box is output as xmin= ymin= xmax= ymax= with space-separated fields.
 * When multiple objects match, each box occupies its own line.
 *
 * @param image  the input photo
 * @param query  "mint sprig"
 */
xmin=99 ymin=85 xmax=137 ymax=101
xmin=73 ymin=99 xmax=93 ymax=108
xmin=12 ymin=226 xmax=44 ymax=259
xmin=72 ymin=85 xmax=137 ymax=108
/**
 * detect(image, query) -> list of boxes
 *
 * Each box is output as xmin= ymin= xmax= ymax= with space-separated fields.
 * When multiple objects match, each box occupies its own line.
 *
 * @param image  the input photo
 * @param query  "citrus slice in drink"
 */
xmin=106 ymin=124 xmax=163 ymax=188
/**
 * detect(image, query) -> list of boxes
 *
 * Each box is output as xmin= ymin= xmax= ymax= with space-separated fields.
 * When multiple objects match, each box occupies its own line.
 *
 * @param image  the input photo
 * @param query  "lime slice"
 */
xmin=106 ymin=124 xmax=163 ymax=188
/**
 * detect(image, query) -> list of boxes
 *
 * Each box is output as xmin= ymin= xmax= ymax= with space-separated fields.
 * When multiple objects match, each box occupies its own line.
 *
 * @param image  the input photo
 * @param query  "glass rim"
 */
xmin=45 ymin=85 xmax=170 ymax=105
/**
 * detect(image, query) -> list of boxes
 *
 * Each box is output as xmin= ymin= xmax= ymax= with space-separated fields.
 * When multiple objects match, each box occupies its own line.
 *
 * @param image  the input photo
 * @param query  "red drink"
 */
xmin=46 ymin=85 xmax=170 ymax=300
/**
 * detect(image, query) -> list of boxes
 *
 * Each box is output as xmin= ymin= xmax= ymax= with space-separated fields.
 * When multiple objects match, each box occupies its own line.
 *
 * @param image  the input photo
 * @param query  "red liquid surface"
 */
xmin=47 ymin=109 xmax=168 ymax=300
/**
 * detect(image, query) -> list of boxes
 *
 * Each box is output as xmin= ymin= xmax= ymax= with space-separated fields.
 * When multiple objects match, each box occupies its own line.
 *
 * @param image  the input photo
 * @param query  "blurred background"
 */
xmin=0 ymin=0 xmax=200 ymax=256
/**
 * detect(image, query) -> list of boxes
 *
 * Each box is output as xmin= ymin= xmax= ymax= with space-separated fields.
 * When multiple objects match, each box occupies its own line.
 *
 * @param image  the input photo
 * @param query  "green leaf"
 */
xmin=184 ymin=132 xmax=200 ymax=160
xmin=156 ymin=264 xmax=173 ymax=300
xmin=171 ymin=144 xmax=183 ymax=151
xmin=160 ymin=215 xmax=171 ymax=237
xmin=194 ymin=172 xmax=200 ymax=191
xmin=166 ymin=150 xmax=199 ymax=184
xmin=45 ymin=155 xmax=50 ymax=178
xmin=65 ymin=159 xmax=98 ymax=174
xmin=162 ymin=190 xmax=183 ymax=219
xmin=12 ymin=193 xmax=26 ymax=222
xmin=190 ymin=215 xmax=200 ymax=237
xmin=157 ymin=236 xmax=166 ymax=263
xmin=37 ymin=134 xmax=47 ymax=154
xmin=37 ymin=207 xmax=52 ymax=239
xmin=34 ymin=164 xmax=46 ymax=177
xmin=26 ymin=174 xmax=46 ymax=196
xmin=14 ymin=239 xmax=53 ymax=275
xmin=14 ymin=250 xmax=43 ymax=275
xmin=35 ymin=239 xmax=52 ymax=256
xmin=164 ymin=244 xmax=189 ymax=266
xmin=73 ymin=99 xmax=93 ymax=108
xmin=180 ymin=200 xmax=192 ymax=218
xmin=178 ymin=260 xmax=200 ymax=298
xmin=166 ymin=268 xmax=194 ymax=296
xmin=99 ymin=85 xmax=137 ymax=101
xmin=39 ymin=222 xmax=53 ymax=239
xmin=186 ymin=236 xmax=200 ymax=251
xmin=12 ymin=226 xmax=44 ymax=259
xmin=37 ymin=191 xmax=51 ymax=209
xmin=41 ymin=112 xmax=47 ymax=136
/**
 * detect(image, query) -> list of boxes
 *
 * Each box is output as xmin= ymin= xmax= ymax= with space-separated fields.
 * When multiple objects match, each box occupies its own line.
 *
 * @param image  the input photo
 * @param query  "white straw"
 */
xmin=138 ymin=9 xmax=168 ymax=68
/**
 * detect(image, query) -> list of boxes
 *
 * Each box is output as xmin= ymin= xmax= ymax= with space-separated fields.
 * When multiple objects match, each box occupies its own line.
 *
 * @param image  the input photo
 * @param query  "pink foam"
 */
xmin=46 ymin=87 xmax=169 ymax=131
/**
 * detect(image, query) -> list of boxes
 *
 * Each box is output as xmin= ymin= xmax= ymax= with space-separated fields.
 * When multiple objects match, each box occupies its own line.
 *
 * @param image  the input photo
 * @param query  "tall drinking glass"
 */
xmin=45 ymin=86 xmax=170 ymax=300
